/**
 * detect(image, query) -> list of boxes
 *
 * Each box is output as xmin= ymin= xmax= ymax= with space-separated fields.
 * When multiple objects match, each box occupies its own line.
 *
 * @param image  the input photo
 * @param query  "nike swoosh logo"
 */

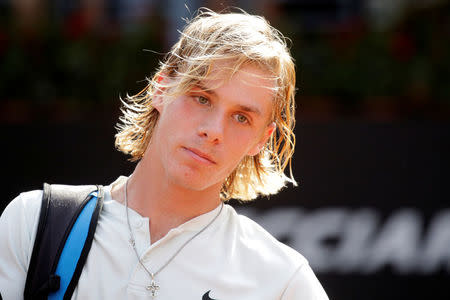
xmin=202 ymin=290 xmax=218 ymax=300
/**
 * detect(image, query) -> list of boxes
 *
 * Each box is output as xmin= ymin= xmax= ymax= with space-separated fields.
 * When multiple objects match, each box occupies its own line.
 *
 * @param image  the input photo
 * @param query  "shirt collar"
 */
xmin=103 ymin=176 xmax=225 ymax=232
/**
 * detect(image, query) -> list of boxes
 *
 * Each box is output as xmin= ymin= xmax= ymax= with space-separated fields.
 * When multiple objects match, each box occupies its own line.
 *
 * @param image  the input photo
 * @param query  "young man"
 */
xmin=0 ymin=9 xmax=328 ymax=299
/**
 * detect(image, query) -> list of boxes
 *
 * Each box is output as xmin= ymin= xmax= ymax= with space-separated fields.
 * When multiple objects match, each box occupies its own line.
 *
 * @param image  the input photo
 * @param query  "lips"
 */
xmin=183 ymin=147 xmax=216 ymax=164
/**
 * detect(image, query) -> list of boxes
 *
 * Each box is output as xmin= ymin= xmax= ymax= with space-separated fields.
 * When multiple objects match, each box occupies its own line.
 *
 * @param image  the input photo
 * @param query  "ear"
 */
xmin=152 ymin=74 xmax=167 ymax=113
xmin=152 ymin=93 xmax=164 ymax=113
xmin=247 ymin=122 xmax=276 ymax=156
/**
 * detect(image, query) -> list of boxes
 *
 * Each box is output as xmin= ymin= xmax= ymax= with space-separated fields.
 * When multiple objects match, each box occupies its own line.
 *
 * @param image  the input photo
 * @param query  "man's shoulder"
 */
xmin=19 ymin=189 xmax=43 ymax=202
xmin=3 ymin=189 xmax=43 ymax=219
xmin=224 ymin=205 xmax=307 ymax=269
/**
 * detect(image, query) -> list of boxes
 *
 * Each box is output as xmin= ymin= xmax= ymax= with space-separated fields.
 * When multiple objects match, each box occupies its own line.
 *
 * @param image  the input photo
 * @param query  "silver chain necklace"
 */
xmin=124 ymin=178 xmax=224 ymax=298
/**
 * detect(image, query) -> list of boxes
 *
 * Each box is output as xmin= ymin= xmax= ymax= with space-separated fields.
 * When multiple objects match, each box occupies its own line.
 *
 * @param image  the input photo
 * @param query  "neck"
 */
xmin=112 ymin=157 xmax=222 ymax=243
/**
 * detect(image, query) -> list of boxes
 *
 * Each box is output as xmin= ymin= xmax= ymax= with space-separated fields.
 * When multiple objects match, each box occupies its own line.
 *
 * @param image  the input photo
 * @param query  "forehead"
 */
xmin=195 ymin=62 xmax=278 ymax=102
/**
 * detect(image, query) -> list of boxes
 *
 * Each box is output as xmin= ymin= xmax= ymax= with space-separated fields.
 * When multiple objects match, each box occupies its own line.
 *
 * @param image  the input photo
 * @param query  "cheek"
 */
xmin=173 ymin=96 xmax=195 ymax=113
xmin=160 ymin=100 xmax=195 ymax=131
xmin=224 ymin=129 xmax=259 ymax=157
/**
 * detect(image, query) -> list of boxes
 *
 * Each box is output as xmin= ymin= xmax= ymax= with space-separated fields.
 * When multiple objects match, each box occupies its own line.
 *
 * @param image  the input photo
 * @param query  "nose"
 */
xmin=197 ymin=114 xmax=225 ymax=144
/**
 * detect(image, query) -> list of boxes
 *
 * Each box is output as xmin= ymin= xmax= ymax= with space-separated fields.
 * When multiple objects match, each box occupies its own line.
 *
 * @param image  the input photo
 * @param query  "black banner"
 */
xmin=2 ymin=121 xmax=449 ymax=299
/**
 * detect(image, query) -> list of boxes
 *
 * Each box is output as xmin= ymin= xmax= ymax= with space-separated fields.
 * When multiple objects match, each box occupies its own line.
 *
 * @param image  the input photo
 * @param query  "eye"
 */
xmin=235 ymin=114 xmax=249 ymax=124
xmin=196 ymin=96 xmax=210 ymax=105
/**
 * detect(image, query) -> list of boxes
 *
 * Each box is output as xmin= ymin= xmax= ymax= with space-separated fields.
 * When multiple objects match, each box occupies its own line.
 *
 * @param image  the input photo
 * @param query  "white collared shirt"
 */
xmin=0 ymin=177 xmax=328 ymax=299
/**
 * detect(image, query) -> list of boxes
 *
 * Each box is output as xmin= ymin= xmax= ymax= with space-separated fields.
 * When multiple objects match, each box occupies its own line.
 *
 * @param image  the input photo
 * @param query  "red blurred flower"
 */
xmin=63 ymin=11 xmax=89 ymax=40
xmin=390 ymin=32 xmax=415 ymax=61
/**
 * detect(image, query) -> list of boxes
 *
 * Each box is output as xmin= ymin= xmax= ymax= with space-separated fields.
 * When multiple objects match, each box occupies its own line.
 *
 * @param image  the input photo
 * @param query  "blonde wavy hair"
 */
xmin=115 ymin=8 xmax=297 ymax=201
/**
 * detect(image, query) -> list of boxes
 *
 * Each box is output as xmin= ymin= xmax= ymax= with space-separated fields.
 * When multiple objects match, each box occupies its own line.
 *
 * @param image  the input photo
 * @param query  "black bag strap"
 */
xmin=24 ymin=183 xmax=104 ymax=300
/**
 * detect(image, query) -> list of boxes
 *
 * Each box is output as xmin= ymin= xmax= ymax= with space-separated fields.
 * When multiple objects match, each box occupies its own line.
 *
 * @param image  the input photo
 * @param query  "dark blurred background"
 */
xmin=1 ymin=0 xmax=449 ymax=299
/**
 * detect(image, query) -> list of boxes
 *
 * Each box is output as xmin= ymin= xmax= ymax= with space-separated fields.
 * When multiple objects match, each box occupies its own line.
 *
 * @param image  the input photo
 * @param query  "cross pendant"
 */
xmin=146 ymin=279 xmax=160 ymax=297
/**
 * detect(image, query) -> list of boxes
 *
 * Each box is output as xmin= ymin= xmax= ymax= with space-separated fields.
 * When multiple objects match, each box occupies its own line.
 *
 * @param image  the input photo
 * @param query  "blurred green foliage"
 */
xmin=292 ymin=3 xmax=450 ymax=103
xmin=0 ymin=2 xmax=449 ymax=119
xmin=0 ymin=11 xmax=162 ymax=104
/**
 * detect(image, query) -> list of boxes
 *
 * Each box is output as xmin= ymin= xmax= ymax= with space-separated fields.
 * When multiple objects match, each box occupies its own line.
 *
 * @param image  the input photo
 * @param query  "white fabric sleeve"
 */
xmin=0 ymin=190 xmax=42 ymax=300
xmin=281 ymin=263 xmax=329 ymax=300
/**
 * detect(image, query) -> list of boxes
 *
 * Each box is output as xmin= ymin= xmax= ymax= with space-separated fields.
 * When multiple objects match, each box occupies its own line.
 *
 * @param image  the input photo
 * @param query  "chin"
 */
xmin=171 ymin=179 xmax=216 ymax=193
xmin=169 ymin=169 xmax=220 ymax=193
xmin=164 ymin=157 xmax=226 ymax=192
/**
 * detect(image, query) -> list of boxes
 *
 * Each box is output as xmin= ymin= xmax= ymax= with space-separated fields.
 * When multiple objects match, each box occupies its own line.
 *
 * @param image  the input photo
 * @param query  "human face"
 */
xmin=148 ymin=64 xmax=276 ymax=193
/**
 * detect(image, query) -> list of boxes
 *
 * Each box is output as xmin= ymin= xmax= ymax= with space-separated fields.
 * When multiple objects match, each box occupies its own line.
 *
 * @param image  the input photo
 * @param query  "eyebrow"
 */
xmin=236 ymin=104 xmax=262 ymax=116
xmin=194 ymin=83 xmax=262 ymax=116
xmin=195 ymin=83 xmax=217 ymax=97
